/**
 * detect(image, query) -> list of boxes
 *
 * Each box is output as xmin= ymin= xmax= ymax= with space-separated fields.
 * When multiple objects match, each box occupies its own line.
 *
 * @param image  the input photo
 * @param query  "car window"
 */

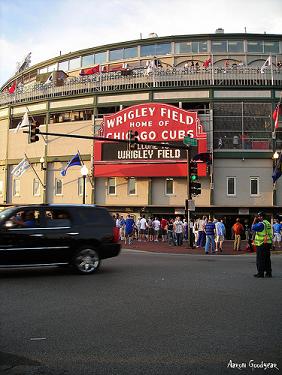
xmin=6 ymin=209 xmax=40 ymax=228
xmin=78 ymin=207 xmax=113 ymax=225
xmin=0 ymin=207 xmax=17 ymax=224
xmin=44 ymin=209 xmax=71 ymax=227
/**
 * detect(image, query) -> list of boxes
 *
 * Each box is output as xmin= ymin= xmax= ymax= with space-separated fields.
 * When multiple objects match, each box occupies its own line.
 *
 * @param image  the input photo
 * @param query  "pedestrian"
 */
xmin=215 ymin=218 xmax=226 ymax=252
xmin=193 ymin=218 xmax=199 ymax=244
xmin=272 ymin=218 xmax=282 ymax=250
xmin=174 ymin=216 xmax=184 ymax=246
xmin=232 ymin=218 xmax=244 ymax=251
xmin=124 ymin=215 xmax=135 ymax=245
xmin=204 ymin=217 xmax=216 ymax=254
xmin=139 ymin=215 xmax=147 ymax=241
xmin=152 ymin=217 xmax=160 ymax=242
xmin=119 ymin=215 xmax=126 ymax=240
xmin=251 ymin=212 xmax=272 ymax=278
xmin=196 ymin=216 xmax=207 ymax=247
xmin=183 ymin=219 xmax=188 ymax=241
xmin=189 ymin=219 xmax=195 ymax=248
xmin=167 ymin=218 xmax=176 ymax=246
xmin=160 ymin=217 xmax=168 ymax=242
xmin=136 ymin=217 xmax=141 ymax=241
xmin=147 ymin=216 xmax=154 ymax=242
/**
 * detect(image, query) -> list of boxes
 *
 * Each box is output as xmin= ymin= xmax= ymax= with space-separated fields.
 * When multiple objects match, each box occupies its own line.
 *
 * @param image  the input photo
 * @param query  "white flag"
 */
xmin=44 ymin=73 xmax=53 ymax=85
xmin=11 ymin=158 xmax=31 ymax=178
xmin=260 ymin=56 xmax=272 ymax=73
xmin=14 ymin=110 xmax=29 ymax=133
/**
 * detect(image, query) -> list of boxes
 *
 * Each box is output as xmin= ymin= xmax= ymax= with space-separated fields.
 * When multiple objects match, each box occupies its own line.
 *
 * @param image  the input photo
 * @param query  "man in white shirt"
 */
xmin=152 ymin=217 xmax=160 ymax=242
xmin=140 ymin=215 xmax=147 ymax=241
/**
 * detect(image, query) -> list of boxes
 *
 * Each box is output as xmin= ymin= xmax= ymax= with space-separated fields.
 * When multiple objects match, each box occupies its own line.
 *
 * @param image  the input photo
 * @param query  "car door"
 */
xmin=0 ymin=208 xmax=46 ymax=266
xmin=37 ymin=207 xmax=74 ymax=263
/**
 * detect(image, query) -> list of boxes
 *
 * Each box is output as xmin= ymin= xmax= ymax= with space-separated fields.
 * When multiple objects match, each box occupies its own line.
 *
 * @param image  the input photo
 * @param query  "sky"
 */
xmin=0 ymin=0 xmax=281 ymax=86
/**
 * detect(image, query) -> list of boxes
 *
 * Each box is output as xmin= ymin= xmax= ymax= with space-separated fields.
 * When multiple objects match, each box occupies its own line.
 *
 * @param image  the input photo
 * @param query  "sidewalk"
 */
xmin=122 ymin=239 xmax=282 ymax=255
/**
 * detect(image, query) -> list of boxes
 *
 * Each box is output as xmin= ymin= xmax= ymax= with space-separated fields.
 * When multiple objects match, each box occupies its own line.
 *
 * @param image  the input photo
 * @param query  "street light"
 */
xmin=273 ymin=151 xmax=279 ymax=159
xmin=80 ymin=165 xmax=88 ymax=204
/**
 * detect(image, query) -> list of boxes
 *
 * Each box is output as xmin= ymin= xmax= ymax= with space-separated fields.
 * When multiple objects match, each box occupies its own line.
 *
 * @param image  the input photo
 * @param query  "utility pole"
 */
xmin=186 ymin=147 xmax=192 ymax=248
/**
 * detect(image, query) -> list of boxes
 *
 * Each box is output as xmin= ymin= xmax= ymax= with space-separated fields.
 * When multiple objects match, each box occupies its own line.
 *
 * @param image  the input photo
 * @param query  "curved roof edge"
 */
xmin=2 ymin=32 xmax=282 ymax=90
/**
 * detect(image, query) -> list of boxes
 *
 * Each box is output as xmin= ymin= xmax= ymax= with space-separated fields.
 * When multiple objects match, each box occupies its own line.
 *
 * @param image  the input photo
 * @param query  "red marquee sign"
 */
xmin=94 ymin=103 xmax=208 ymax=177
xmin=102 ymin=103 xmax=207 ymax=142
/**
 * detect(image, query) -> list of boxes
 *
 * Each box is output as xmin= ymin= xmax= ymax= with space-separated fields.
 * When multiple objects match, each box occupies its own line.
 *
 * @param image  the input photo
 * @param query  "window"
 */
xmin=175 ymin=41 xmax=208 ymax=54
xmin=82 ymin=54 xmax=94 ymax=67
xmin=124 ymin=47 xmax=138 ymax=59
xmin=108 ymin=178 xmax=116 ymax=195
xmin=33 ymin=179 xmax=40 ymax=196
xmin=13 ymin=179 xmax=20 ymax=196
xmin=69 ymin=57 xmax=81 ymax=70
xmin=247 ymin=41 xmax=263 ymax=53
xmin=250 ymin=177 xmax=259 ymax=196
xmin=198 ymin=41 xmax=208 ymax=52
xmin=211 ymin=41 xmax=227 ymax=53
xmin=227 ymin=40 xmax=244 ymax=53
xmin=55 ymin=178 xmax=63 ymax=195
xmin=39 ymin=67 xmax=48 ymax=74
xmin=264 ymin=41 xmax=279 ymax=53
xmin=95 ymin=52 xmax=107 ymax=64
xmin=165 ymin=178 xmax=174 ymax=195
xmin=155 ymin=43 xmax=171 ymax=55
xmin=109 ymin=49 xmax=123 ymax=61
xmin=140 ymin=43 xmax=171 ymax=57
xmin=58 ymin=61 xmax=69 ymax=71
xmin=44 ymin=209 xmax=71 ymax=227
xmin=128 ymin=177 xmax=136 ymax=195
xmin=0 ymin=180 xmax=3 ymax=196
xmin=227 ymin=177 xmax=236 ymax=196
xmin=47 ymin=63 xmax=57 ymax=72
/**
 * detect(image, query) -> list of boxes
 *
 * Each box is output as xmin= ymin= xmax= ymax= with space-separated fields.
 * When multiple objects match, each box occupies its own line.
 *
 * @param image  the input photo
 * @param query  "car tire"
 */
xmin=73 ymin=248 xmax=100 ymax=274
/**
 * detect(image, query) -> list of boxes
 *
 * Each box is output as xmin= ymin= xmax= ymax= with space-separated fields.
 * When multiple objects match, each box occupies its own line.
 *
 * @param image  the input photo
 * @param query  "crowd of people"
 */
xmin=112 ymin=213 xmax=282 ymax=253
xmin=113 ymin=212 xmax=281 ymax=278
xmin=112 ymin=214 xmax=189 ymax=247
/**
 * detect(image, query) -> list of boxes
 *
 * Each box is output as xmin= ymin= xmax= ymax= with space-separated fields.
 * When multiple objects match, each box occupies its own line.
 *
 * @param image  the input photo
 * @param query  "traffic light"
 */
xmin=29 ymin=121 xmax=40 ymax=143
xmin=128 ymin=130 xmax=139 ymax=150
xmin=189 ymin=161 xmax=201 ymax=196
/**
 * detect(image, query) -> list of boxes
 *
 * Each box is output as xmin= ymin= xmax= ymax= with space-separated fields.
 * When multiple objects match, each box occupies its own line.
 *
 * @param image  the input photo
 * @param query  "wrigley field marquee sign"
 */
xmin=102 ymin=102 xmax=207 ymax=143
xmin=93 ymin=103 xmax=208 ymax=177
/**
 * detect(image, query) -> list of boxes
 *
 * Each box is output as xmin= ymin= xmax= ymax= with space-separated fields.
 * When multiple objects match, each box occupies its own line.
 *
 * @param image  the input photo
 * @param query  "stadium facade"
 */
xmin=0 ymin=31 xmax=281 ymax=229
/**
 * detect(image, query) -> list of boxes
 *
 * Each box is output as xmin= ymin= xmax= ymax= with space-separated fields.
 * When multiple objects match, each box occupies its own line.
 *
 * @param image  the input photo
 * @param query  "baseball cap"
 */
xmin=257 ymin=211 xmax=265 ymax=217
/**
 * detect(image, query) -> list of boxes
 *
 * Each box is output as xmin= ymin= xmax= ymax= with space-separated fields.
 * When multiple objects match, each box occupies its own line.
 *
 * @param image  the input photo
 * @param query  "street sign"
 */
xmin=188 ymin=199 xmax=195 ymax=211
xmin=183 ymin=136 xmax=197 ymax=146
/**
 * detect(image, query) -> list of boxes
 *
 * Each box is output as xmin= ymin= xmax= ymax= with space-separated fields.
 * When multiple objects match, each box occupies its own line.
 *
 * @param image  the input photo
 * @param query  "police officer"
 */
xmin=251 ymin=211 xmax=272 ymax=278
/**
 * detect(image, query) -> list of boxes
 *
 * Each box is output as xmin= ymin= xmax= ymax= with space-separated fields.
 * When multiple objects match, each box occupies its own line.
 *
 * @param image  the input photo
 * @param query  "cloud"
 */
xmin=0 ymin=0 xmax=281 ymax=86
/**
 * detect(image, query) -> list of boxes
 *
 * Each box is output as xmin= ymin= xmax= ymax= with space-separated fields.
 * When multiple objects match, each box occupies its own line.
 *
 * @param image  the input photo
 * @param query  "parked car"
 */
xmin=0 ymin=204 xmax=121 ymax=274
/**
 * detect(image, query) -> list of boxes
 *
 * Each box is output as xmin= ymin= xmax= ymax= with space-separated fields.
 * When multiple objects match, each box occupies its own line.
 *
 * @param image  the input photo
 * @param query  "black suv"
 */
xmin=0 ymin=204 xmax=121 ymax=274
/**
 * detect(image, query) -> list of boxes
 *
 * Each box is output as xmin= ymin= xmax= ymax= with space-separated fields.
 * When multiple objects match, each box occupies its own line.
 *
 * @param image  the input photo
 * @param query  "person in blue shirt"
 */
xmin=272 ymin=218 xmax=281 ymax=249
xmin=215 ymin=218 xmax=226 ymax=252
xmin=204 ymin=217 xmax=216 ymax=254
xmin=124 ymin=215 xmax=135 ymax=245
xmin=13 ymin=211 xmax=36 ymax=228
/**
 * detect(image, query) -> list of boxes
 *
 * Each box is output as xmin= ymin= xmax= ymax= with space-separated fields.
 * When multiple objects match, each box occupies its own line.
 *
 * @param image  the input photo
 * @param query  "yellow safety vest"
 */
xmin=254 ymin=220 xmax=272 ymax=246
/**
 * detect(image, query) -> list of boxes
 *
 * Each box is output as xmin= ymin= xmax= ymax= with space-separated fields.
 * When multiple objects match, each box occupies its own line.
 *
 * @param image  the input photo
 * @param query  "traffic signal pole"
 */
xmin=186 ymin=147 xmax=192 ymax=248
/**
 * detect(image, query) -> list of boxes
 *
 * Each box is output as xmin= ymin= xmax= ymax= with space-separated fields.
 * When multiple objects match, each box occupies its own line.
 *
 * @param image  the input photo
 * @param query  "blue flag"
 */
xmin=61 ymin=153 xmax=82 ymax=176
xmin=272 ymin=154 xmax=282 ymax=183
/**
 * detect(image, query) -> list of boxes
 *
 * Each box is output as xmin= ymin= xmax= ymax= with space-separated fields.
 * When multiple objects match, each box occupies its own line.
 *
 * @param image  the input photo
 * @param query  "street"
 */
xmin=0 ymin=250 xmax=281 ymax=375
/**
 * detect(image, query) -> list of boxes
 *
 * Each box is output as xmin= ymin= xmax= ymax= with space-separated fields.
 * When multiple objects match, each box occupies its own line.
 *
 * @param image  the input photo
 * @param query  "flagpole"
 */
xmin=24 ymin=153 xmax=45 ymax=188
xmin=270 ymin=53 xmax=274 ymax=86
xmin=211 ymin=54 xmax=214 ymax=85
